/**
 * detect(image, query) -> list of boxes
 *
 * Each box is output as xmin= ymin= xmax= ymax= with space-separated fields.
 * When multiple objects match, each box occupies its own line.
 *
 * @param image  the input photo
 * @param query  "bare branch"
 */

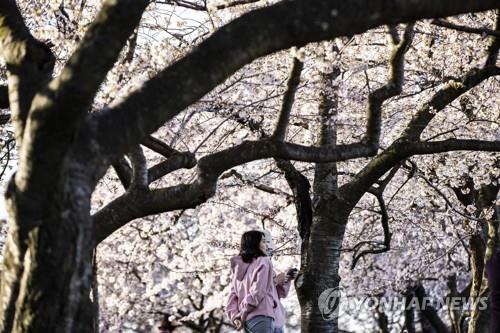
xmin=351 ymin=192 xmax=391 ymax=270
xmin=221 ymin=169 xmax=292 ymax=198
xmin=431 ymin=18 xmax=500 ymax=38
xmin=156 ymin=0 xmax=265 ymax=11
xmin=214 ymin=0 xmax=262 ymax=10
xmin=10 ymin=0 xmax=149 ymax=203
xmin=271 ymin=57 xmax=303 ymax=140
xmin=349 ymin=163 xmax=401 ymax=270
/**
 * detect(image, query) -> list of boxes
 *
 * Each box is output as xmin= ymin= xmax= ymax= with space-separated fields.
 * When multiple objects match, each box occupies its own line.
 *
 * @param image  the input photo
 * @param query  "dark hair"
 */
xmin=239 ymin=230 xmax=267 ymax=263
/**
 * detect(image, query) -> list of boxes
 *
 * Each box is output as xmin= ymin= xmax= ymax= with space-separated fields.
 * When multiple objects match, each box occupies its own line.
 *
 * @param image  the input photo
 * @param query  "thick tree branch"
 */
xmin=365 ymin=23 xmax=414 ymax=145
xmin=11 ymin=0 xmax=149 ymax=213
xmin=93 ymin=178 xmax=214 ymax=244
xmin=404 ymin=139 xmax=500 ymax=155
xmin=275 ymin=159 xmax=312 ymax=246
xmin=42 ymin=0 xmax=148 ymax=117
xmin=271 ymin=57 xmax=303 ymax=140
xmin=0 ymin=1 xmax=55 ymax=146
xmin=213 ymin=0 xmax=261 ymax=10
xmin=90 ymin=0 xmax=500 ymax=159
xmin=342 ymin=136 xmax=500 ymax=210
xmin=92 ymin=137 xmax=377 ymax=243
xmin=196 ymin=139 xmax=378 ymax=179
xmin=93 ymin=136 xmax=500 ymax=243
xmin=147 ymin=152 xmax=197 ymax=183
xmin=128 ymin=146 xmax=148 ymax=191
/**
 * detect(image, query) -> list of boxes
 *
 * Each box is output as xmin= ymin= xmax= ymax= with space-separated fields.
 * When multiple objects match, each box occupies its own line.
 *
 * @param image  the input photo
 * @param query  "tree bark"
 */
xmin=294 ymin=63 xmax=346 ymax=332
xmin=1 ymin=156 xmax=96 ymax=333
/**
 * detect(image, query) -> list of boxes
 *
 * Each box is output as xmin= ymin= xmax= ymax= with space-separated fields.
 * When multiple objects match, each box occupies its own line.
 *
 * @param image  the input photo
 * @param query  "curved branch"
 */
xmin=89 ymin=0 xmax=500 ymax=159
xmin=147 ymin=152 xmax=197 ymax=183
xmin=351 ymin=178 xmax=393 ymax=270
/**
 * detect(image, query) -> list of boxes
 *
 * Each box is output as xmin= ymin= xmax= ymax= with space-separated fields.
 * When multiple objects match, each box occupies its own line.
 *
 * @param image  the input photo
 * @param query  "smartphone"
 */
xmin=286 ymin=268 xmax=298 ymax=278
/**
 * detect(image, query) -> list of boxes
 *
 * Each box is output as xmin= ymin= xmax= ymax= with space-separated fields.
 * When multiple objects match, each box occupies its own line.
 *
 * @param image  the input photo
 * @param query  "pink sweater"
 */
xmin=225 ymin=255 xmax=292 ymax=328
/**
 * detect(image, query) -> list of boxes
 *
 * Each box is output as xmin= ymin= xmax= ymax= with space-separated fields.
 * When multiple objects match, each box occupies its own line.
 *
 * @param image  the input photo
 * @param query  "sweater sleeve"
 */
xmin=240 ymin=258 xmax=271 ymax=315
xmin=225 ymin=284 xmax=239 ymax=323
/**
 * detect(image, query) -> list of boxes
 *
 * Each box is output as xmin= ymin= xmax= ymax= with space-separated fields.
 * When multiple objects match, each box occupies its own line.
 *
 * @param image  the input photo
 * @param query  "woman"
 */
xmin=225 ymin=230 xmax=297 ymax=333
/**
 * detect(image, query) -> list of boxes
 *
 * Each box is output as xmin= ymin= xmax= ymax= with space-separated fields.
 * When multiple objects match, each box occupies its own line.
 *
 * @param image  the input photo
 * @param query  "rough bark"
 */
xmin=296 ymin=64 xmax=344 ymax=332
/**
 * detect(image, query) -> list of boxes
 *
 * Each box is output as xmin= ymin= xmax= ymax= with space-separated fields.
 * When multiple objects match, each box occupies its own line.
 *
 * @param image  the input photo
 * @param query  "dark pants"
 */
xmin=486 ymin=250 xmax=500 ymax=333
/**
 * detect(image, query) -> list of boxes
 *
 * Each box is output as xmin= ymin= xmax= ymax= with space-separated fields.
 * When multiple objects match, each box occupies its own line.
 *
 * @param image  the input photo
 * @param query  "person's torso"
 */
xmin=233 ymin=257 xmax=286 ymax=328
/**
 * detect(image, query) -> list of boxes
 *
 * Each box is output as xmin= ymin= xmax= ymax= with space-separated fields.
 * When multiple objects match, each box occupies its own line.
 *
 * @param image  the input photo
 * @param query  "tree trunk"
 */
xmin=0 ymin=158 xmax=96 ymax=333
xmin=295 ymin=63 xmax=346 ymax=332
xmin=459 ymin=182 xmax=499 ymax=333
xmin=296 ymin=210 xmax=347 ymax=332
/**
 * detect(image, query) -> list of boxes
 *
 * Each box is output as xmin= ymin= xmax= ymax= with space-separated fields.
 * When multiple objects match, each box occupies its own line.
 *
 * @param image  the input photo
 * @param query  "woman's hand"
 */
xmin=233 ymin=311 xmax=248 ymax=331
xmin=233 ymin=318 xmax=243 ymax=331
xmin=274 ymin=272 xmax=288 ymax=285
